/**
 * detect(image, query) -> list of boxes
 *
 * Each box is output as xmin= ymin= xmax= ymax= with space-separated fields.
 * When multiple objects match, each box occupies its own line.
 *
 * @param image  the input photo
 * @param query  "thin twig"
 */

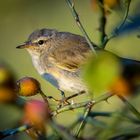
xmin=104 ymin=0 xmax=131 ymax=47
xmin=50 ymin=121 xmax=76 ymax=140
xmin=57 ymin=91 xmax=86 ymax=108
xmin=97 ymin=106 xmax=127 ymax=140
xmin=69 ymin=118 xmax=81 ymax=130
xmin=110 ymin=127 xmax=140 ymax=140
xmin=118 ymin=95 xmax=140 ymax=121
xmin=97 ymin=96 xmax=140 ymax=140
xmin=89 ymin=111 xmax=140 ymax=124
xmin=39 ymin=90 xmax=49 ymax=104
xmin=86 ymin=117 xmax=107 ymax=128
xmin=69 ymin=112 xmax=108 ymax=130
xmin=65 ymin=0 xmax=97 ymax=55
xmin=114 ymin=0 xmax=131 ymax=35
xmin=75 ymin=102 xmax=93 ymax=137
xmin=47 ymin=91 xmax=85 ymax=108
xmin=39 ymin=90 xmax=52 ymax=117
xmin=52 ymin=91 xmax=85 ymax=103
xmin=0 ymin=124 xmax=31 ymax=139
xmin=98 ymin=0 xmax=107 ymax=48
xmin=51 ymin=92 xmax=113 ymax=116
xmin=66 ymin=91 xmax=85 ymax=101
xmin=89 ymin=111 xmax=112 ymax=117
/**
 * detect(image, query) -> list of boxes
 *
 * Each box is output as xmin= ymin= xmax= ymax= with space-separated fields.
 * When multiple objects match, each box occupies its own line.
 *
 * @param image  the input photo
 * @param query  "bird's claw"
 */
xmin=47 ymin=95 xmax=71 ymax=109
xmin=57 ymin=97 xmax=71 ymax=109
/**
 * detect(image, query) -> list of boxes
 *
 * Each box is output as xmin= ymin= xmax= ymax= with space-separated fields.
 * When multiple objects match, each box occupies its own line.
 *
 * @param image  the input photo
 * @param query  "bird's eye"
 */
xmin=38 ymin=40 xmax=44 ymax=45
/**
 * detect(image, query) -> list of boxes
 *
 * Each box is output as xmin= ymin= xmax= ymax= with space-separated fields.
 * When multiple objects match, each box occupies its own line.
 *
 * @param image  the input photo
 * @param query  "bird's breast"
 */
xmin=30 ymin=53 xmax=87 ymax=93
xmin=42 ymin=68 xmax=87 ymax=93
xmin=31 ymin=54 xmax=46 ymax=75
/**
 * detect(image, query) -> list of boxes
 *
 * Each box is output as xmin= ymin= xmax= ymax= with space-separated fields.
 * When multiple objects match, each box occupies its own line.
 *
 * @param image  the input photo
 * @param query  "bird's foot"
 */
xmin=47 ymin=91 xmax=86 ymax=109
xmin=56 ymin=90 xmax=86 ymax=109
xmin=57 ymin=97 xmax=71 ymax=109
xmin=46 ymin=95 xmax=71 ymax=109
xmin=56 ymin=91 xmax=71 ymax=109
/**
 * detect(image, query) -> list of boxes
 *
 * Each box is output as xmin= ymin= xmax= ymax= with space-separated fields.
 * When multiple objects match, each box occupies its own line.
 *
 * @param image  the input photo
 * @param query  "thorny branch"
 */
xmin=52 ymin=93 xmax=140 ymax=124
xmin=51 ymin=92 xmax=113 ymax=116
xmin=65 ymin=0 xmax=97 ymax=55
xmin=98 ymin=0 xmax=107 ymax=48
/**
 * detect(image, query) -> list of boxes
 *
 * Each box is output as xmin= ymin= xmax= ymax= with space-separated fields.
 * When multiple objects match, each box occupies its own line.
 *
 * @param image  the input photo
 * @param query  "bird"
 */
xmin=16 ymin=28 xmax=96 ymax=96
xmin=17 ymin=28 xmax=140 ymax=97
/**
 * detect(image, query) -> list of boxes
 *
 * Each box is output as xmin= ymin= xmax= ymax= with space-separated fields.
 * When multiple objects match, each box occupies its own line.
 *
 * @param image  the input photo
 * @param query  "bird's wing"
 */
xmin=47 ymin=33 xmax=93 ymax=72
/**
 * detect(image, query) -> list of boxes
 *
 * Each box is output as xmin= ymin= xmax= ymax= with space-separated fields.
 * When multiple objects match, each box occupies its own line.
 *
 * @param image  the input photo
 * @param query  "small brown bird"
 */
xmin=17 ymin=29 xmax=96 ymax=95
xmin=17 ymin=28 xmax=140 ymax=96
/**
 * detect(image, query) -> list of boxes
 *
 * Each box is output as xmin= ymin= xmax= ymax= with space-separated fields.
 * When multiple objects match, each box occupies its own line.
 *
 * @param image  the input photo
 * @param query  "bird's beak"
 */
xmin=16 ymin=44 xmax=27 ymax=49
xmin=16 ymin=42 xmax=30 ymax=49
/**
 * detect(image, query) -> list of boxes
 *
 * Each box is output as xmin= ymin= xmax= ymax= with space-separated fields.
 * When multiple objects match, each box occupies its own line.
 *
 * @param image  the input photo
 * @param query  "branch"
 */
xmin=39 ymin=90 xmax=50 ymax=105
xmin=110 ymin=127 xmax=140 ymax=140
xmin=118 ymin=95 xmax=140 ymax=121
xmin=114 ymin=0 xmax=131 ymax=35
xmin=0 ymin=124 xmax=31 ymax=139
xmin=75 ymin=102 xmax=93 ymax=137
xmin=51 ymin=92 xmax=113 ymax=116
xmin=47 ymin=91 xmax=85 ymax=108
xmin=89 ymin=111 xmax=140 ymax=124
xmin=70 ymin=111 xmax=111 ymax=130
xmin=96 ymin=95 xmax=140 ymax=140
xmin=65 ymin=91 xmax=85 ymax=101
xmin=50 ymin=121 xmax=76 ymax=140
xmin=104 ymin=0 xmax=131 ymax=47
xmin=98 ymin=0 xmax=107 ymax=48
xmin=65 ymin=0 xmax=97 ymax=55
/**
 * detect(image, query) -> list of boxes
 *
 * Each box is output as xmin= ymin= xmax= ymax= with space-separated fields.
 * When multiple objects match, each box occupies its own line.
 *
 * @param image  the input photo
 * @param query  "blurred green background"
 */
xmin=0 ymin=0 xmax=140 ymax=139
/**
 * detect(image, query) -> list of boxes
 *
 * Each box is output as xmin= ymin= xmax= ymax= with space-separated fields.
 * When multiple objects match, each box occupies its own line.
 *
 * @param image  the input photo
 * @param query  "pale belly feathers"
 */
xmin=30 ymin=53 xmax=87 ymax=93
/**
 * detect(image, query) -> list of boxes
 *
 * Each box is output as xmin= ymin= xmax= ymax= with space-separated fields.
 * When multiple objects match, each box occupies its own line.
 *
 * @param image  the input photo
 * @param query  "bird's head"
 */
xmin=16 ymin=28 xmax=57 ymax=55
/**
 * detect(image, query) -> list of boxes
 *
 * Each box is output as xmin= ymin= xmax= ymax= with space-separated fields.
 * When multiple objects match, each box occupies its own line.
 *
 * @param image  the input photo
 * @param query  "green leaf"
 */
xmin=82 ymin=51 xmax=121 ymax=96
